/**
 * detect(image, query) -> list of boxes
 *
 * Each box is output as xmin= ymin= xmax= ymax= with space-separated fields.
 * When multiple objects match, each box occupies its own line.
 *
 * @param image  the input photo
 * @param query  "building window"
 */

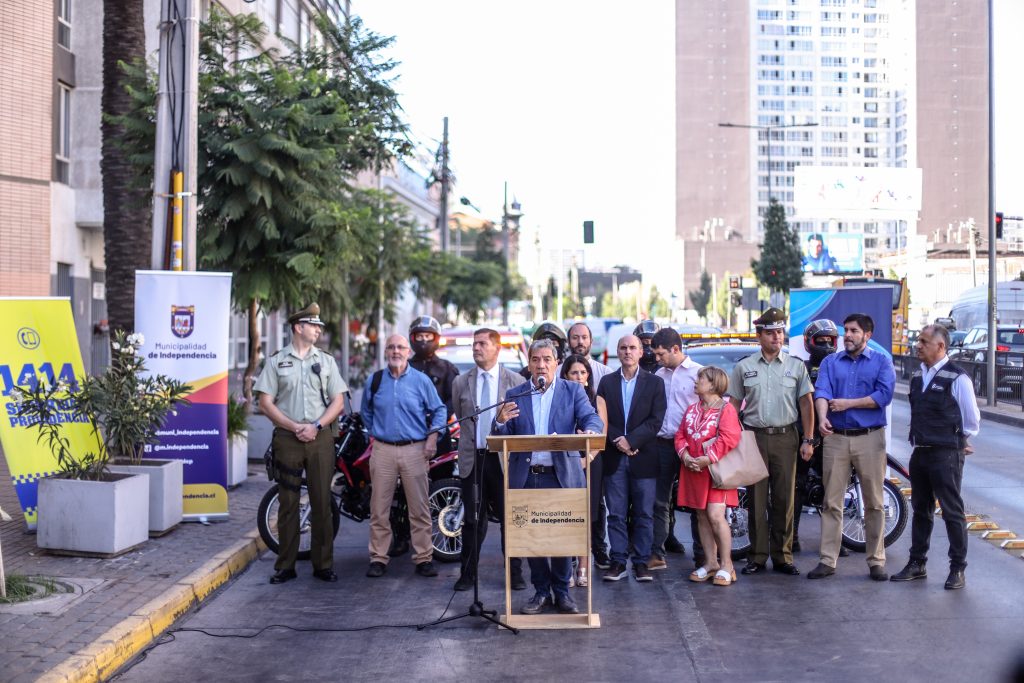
xmin=56 ymin=84 xmax=71 ymax=184
xmin=58 ymin=0 xmax=71 ymax=49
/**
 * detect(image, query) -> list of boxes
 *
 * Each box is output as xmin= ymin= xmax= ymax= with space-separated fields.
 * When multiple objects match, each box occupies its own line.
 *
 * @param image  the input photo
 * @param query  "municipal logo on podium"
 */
xmin=171 ymin=305 xmax=195 ymax=338
xmin=512 ymin=505 xmax=529 ymax=528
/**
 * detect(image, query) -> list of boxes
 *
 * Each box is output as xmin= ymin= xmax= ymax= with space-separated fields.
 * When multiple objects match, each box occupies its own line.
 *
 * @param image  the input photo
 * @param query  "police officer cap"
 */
xmin=287 ymin=303 xmax=325 ymax=327
xmin=754 ymin=307 xmax=787 ymax=330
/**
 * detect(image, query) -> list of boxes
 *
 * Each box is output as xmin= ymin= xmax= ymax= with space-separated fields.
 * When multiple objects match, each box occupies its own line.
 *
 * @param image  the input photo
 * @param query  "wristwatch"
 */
xmin=801 ymin=437 xmax=815 ymax=446
xmin=315 ymin=421 xmax=323 ymax=432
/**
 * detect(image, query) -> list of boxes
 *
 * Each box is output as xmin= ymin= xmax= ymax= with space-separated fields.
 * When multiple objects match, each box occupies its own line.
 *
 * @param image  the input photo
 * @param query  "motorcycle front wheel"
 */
xmin=728 ymin=486 xmax=752 ymax=560
xmin=428 ymin=477 xmax=463 ymax=563
xmin=257 ymin=483 xmax=341 ymax=560
xmin=840 ymin=479 xmax=909 ymax=552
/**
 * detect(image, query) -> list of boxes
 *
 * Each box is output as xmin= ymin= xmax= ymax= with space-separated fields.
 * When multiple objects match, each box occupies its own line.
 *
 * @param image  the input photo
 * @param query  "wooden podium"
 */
xmin=488 ymin=433 xmax=605 ymax=630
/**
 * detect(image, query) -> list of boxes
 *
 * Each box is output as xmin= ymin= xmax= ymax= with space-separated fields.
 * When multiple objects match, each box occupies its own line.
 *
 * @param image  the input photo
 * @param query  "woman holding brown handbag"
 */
xmin=674 ymin=366 xmax=742 ymax=586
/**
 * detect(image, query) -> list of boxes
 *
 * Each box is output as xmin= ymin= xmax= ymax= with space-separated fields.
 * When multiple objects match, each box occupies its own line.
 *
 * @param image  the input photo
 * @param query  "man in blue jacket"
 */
xmin=493 ymin=338 xmax=604 ymax=615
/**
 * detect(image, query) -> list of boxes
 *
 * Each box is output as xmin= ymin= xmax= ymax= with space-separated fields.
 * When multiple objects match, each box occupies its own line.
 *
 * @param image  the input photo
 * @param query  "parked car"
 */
xmin=950 ymin=324 xmax=1024 ymax=394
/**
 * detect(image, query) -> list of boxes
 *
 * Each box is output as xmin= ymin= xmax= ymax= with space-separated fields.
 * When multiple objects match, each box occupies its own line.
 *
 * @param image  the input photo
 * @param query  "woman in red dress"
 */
xmin=674 ymin=366 xmax=742 ymax=586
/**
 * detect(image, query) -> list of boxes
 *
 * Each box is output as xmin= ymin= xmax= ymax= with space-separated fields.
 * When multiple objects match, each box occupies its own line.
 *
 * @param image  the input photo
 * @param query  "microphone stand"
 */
xmin=419 ymin=382 xmax=545 ymax=635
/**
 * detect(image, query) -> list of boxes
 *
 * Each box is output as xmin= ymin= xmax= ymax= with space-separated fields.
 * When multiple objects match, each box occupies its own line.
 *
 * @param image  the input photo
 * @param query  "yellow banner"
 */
xmin=0 ymin=298 xmax=98 ymax=529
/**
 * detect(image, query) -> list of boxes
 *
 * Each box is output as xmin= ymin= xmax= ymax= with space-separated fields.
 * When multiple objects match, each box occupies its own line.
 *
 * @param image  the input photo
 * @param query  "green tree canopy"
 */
xmin=751 ymin=198 xmax=804 ymax=293
xmin=688 ymin=271 xmax=712 ymax=320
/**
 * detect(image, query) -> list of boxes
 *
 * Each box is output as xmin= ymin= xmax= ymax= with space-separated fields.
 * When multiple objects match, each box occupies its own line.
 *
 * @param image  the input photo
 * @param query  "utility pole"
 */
xmin=501 ymin=182 xmax=523 ymax=325
xmin=152 ymin=0 xmax=199 ymax=271
xmin=986 ymin=0 xmax=997 ymax=405
xmin=437 ymin=117 xmax=450 ymax=253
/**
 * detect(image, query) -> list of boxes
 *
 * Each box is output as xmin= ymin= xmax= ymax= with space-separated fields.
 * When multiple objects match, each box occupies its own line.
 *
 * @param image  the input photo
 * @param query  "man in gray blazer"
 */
xmin=452 ymin=328 xmax=527 ymax=592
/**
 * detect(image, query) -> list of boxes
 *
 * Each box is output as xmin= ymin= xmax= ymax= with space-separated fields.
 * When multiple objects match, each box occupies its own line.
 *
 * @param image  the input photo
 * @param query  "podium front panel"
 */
xmin=505 ymin=487 xmax=588 ymax=557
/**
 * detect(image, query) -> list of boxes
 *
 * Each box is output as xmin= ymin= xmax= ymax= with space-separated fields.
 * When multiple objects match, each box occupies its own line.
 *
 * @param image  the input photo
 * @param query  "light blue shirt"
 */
xmin=361 ymin=364 xmax=446 ymax=442
xmin=530 ymin=377 xmax=557 ymax=466
xmin=620 ymin=371 xmax=638 ymax=435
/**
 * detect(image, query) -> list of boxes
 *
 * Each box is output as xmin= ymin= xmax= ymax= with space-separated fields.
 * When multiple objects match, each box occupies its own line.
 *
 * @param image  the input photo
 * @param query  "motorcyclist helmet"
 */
xmin=634 ymin=320 xmax=661 ymax=366
xmin=803 ymin=318 xmax=839 ymax=365
xmin=533 ymin=322 xmax=568 ymax=361
xmin=409 ymin=315 xmax=442 ymax=358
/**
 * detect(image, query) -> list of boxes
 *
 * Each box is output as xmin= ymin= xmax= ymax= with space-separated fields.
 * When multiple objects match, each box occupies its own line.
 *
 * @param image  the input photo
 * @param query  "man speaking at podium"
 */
xmin=494 ymin=338 xmax=604 ymax=616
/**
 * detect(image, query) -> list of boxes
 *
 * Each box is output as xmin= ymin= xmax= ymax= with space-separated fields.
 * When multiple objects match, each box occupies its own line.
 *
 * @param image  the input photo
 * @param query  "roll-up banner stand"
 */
xmin=135 ymin=271 xmax=232 ymax=520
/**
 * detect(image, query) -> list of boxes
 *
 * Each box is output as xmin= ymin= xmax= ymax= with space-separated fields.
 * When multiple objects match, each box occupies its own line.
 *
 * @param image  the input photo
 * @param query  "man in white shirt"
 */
xmin=650 ymin=328 xmax=702 ymax=569
xmin=891 ymin=324 xmax=980 ymax=590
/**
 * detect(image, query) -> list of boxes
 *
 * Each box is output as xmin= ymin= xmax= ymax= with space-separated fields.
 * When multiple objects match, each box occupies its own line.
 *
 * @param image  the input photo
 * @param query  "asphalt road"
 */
xmin=114 ymin=407 xmax=1024 ymax=683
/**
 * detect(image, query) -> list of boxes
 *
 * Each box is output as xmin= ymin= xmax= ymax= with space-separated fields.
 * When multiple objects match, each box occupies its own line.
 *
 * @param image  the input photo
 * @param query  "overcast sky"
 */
xmin=356 ymin=1 xmax=1022 ymax=291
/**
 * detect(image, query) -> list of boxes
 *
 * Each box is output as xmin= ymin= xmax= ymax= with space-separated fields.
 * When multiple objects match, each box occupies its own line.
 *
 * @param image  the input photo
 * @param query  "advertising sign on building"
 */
xmin=800 ymin=232 xmax=864 ymax=274
xmin=794 ymin=167 xmax=923 ymax=219
xmin=135 ymin=271 xmax=232 ymax=520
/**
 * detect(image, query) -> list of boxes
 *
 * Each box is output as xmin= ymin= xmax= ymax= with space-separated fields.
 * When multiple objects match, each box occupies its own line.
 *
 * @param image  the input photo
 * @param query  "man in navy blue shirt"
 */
xmin=807 ymin=313 xmax=896 ymax=581
xmin=362 ymin=334 xmax=446 ymax=579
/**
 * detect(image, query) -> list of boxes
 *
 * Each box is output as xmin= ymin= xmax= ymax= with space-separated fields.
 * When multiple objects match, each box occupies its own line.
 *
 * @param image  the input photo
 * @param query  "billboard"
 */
xmin=801 ymin=232 xmax=864 ymax=274
xmin=794 ymin=166 xmax=922 ymax=219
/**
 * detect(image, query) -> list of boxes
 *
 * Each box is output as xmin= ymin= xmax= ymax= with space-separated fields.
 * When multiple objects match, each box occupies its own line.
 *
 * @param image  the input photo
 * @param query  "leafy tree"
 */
xmin=688 ymin=271 xmax=712 ymax=320
xmin=752 ymin=198 xmax=804 ymax=293
xmin=101 ymin=0 xmax=149 ymax=333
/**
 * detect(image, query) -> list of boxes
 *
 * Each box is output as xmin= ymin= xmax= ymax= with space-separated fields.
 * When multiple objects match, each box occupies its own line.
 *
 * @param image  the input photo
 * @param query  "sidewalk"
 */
xmin=0 ymin=415 xmax=276 ymax=683
xmin=893 ymin=380 xmax=1024 ymax=429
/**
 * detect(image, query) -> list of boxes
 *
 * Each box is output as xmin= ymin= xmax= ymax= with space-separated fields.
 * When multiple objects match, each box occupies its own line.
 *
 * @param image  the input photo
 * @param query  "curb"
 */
xmin=893 ymin=389 xmax=1024 ymax=429
xmin=38 ymin=530 xmax=267 ymax=683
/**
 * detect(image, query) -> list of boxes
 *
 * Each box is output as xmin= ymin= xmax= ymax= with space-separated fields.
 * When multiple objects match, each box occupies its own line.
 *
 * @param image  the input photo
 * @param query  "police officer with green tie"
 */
xmin=255 ymin=303 xmax=347 ymax=584
xmin=728 ymin=308 xmax=815 ymax=576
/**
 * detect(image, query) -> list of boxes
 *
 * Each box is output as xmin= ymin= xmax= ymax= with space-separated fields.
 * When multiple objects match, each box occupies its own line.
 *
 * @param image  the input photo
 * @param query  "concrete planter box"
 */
xmin=37 ymin=472 xmax=150 ymax=556
xmin=228 ymin=432 xmax=249 ymax=487
xmin=109 ymin=458 xmax=184 ymax=535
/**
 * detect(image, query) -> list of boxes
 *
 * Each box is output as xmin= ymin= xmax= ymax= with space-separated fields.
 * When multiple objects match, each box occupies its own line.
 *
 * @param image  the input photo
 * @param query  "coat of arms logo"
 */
xmin=171 ymin=305 xmax=195 ymax=338
xmin=512 ymin=505 xmax=529 ymax=528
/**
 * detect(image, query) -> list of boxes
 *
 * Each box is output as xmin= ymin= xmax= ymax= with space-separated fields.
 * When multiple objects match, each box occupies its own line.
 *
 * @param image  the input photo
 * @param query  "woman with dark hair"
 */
xmin=560 ymin=353 xmax=606 ymax=587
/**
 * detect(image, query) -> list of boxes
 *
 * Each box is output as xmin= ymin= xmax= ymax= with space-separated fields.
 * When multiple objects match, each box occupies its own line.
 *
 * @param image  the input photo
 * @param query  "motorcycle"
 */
xmin=681 ymin=452 xmax=910 ymax=559
xmin=257 ymin=412 xmax=465 ymax=563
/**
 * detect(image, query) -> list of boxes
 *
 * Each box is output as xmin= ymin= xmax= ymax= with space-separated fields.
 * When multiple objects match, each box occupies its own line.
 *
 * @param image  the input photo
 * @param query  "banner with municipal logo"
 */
xmin=135 ymin=271 xmax=232 ymax=520
xmin=0 ymin=298 xmax=98 ymax=529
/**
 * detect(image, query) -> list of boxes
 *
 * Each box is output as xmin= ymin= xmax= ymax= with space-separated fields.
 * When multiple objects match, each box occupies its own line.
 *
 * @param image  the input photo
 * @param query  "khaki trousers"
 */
xmin=368 ymin=441 xmax=433 ymax=565
xmin=820 ymin=428 xmax=887 ymax=568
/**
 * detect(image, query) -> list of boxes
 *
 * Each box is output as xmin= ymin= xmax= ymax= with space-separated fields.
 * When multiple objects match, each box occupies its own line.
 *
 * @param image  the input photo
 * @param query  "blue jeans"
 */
xmin=523 ymin=470 xmax=574 ymax=598
xmin=605 ymin=461 xmax=657 ymax=565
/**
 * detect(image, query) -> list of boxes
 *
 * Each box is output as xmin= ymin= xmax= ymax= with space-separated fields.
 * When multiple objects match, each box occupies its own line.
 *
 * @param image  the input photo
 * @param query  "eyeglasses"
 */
xmin=385 ymin=345 xmax=409 ymax=351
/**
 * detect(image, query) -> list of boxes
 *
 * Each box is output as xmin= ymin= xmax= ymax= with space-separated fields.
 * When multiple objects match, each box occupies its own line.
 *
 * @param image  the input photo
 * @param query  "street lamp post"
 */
xmin=718 ymin=121 xmax=819 ymax=201
xmin=501 ymin=182 xmax=523 ymax=326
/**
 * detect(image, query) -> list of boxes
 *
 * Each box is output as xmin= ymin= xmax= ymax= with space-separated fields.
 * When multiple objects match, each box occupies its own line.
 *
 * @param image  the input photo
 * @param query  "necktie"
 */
xmin=478 ymin=371 xmax=492 ymax=450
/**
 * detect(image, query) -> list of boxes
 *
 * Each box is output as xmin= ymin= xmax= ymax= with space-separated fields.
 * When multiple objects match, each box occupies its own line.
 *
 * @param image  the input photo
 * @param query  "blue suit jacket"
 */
xmin=492 ymin=378 xmax=604 ymax=489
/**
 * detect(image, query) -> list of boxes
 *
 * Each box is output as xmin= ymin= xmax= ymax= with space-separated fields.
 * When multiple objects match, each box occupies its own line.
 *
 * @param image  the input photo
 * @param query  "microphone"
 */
xmin=537 ymin=376 xmax=546 ymax=392
xmin=311 ymin=362 xmax=322 ymax=376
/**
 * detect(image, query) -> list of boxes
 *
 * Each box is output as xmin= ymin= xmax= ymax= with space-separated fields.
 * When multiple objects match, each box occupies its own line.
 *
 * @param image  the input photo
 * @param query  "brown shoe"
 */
xmin=648 ymin=556 xmax=668 ymax=571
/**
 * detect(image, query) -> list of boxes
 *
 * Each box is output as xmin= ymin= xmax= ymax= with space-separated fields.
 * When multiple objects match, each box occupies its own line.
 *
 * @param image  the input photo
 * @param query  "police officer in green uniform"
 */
xmin=255 ymin=303 xmax=347 ymax=584
xmin=728 ymin=308 xmax=815 ymax=576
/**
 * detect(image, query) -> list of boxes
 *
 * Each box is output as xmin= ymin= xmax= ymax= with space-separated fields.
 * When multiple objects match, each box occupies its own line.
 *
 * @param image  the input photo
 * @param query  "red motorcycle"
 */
xmin=257 ymin=412 xmax=465 ymax=562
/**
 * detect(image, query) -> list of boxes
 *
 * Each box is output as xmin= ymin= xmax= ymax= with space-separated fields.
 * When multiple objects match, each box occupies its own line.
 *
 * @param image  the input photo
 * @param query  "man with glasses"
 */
xmin=362 ymin=334 xmax=446 ymax=579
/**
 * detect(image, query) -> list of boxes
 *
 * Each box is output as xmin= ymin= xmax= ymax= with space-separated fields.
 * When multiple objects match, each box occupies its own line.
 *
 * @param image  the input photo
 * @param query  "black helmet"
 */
xmin=633 ymin=320 xmax=661 ymax=341
xmin=804 ymin=319 xmax=839 ymax=365
xmin=409 ymin=315 xmax=442 ymax=359
xmin=533 ymin=322 xmax=568 ymax=361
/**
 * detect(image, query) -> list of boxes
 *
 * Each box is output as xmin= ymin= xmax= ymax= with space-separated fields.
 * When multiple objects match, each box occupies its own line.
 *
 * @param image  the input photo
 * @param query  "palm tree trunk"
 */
xmin=101 ymin=0 xmax=150 ymax=333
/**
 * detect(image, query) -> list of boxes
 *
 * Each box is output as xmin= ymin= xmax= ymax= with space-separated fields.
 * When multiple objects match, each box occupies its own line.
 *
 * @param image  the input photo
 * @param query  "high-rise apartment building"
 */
xmin=676 ymin=0 xmax=989 ymax=294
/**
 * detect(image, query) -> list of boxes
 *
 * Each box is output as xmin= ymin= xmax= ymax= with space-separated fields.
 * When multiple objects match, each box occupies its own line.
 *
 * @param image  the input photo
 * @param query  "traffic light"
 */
xmin=728 ymin=276 xmax=741 ymax=290
xmin=996 ymin=212 xmax=1004 ymax=240
xmin=583 ymin=220 xmax=594 ymax=244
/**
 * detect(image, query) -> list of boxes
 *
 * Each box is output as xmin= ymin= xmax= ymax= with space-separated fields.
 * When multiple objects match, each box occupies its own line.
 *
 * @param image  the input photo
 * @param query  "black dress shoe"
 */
xmin=366 ymin=561 xmax=387 ymax=578
xmin=593 ymin=550 xmax=612 ymax=570
xmin=890 ymin=559 xmax=927 ymax=582
xmin=773 ymin=562 xmax=801 ymax=575
xmin=269 ymin=569 xmax=297 ymax=584
xmin=454 ymin=573 xmax=474 ymax=591
xmin=741 ymin=561 xmax=766 ymax=575
xmin=664 ymin=537 xmax=687 ymax=555
xmin=313 ymin=569 xmax=338 ymax=582
xmin=511 ymin=572 xmax=528 ymax=591
xmin=944 ymin=568 xmax=966 ymax=590
xmin=838 ymin=545 xmax=850 ymax=557
xmin=555 ymin=593 xmax=579 ymax=614
xmin=807 ymin=563 xmax=835 ymax=579
xmin=869 ymin=565 xmax=889 ymax=582
xmin=415 ymin=561 xmax=438 ymax=577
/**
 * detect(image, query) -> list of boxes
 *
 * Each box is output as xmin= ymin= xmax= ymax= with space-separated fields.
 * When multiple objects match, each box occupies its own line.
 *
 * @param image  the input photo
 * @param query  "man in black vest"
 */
xmin=891 ymin=324 xmax=980 ymax=590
